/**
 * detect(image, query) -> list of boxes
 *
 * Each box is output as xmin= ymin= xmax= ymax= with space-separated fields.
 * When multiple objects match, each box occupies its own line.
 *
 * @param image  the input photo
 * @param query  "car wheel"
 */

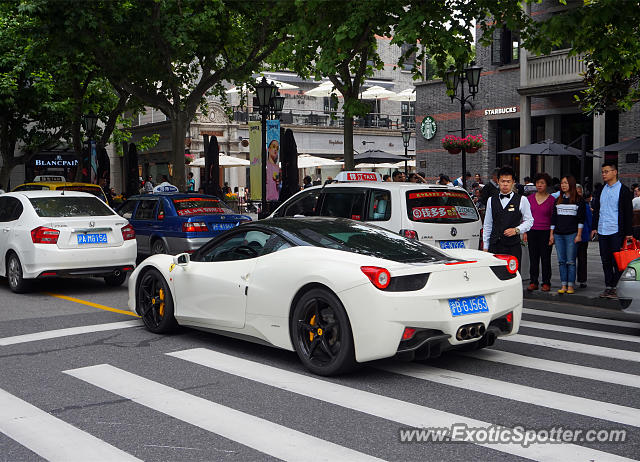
xmin=136 ymin=268 xmax=178 ymax=333
xmin=104 ymin=271 xmax=127 ymax=287
xmin=151 ymin=239 xmax=168 ymax=255
xmin=6 ymin=253 xmax=30 ymax=293
xmin=291 ymin=288 xmax=355 ymax=376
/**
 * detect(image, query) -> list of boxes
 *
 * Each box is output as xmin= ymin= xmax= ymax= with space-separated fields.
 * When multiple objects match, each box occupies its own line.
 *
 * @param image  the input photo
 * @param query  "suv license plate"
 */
xmin=449 ymin=296 xmax=489 ymax=317
xmin=440 ymin=240 xmax=465 ymax=249
xmin=77 ymin=233 xmax=107 ymax=244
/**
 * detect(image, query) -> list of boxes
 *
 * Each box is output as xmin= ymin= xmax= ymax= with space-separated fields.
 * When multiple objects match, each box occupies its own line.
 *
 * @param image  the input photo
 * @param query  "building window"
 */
xmin=400 ymin=43 xmax=416 ymax=72
xmin=401 ymin=101 xmax=415 ymax=128
xmin=492 ymin=27 xmax=520 ymax=66
xmin=323 ymin=96 xmax=337 ymax=114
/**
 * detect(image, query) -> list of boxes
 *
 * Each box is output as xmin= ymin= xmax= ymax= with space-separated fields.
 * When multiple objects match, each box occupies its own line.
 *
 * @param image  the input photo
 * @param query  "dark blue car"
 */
xmin=117 ymin=193 xmax=251 ymax=255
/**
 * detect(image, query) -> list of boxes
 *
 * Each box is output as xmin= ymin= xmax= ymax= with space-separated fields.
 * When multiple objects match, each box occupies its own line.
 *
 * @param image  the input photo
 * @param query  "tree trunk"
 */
xmin=0 ymin=134 xmax=17 ymax=190
xmin=170 ymin=111 xmax=189 ymax=191
xmin=343 ymin=115 xmax=355 ymax=170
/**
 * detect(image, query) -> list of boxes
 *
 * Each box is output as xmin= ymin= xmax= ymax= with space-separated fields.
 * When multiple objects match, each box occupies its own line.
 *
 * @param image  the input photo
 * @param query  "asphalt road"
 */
xmin=1 ymin=276 xmax=639 ymax=461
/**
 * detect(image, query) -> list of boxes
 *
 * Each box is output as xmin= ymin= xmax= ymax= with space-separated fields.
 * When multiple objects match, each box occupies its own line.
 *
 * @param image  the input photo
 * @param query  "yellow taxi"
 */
xmin=12 ymin=175 xmax=108 ymax=203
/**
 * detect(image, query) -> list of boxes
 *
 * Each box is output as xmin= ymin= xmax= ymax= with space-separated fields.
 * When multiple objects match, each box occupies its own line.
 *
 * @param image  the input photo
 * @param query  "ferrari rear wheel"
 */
xmin=292 ymin=288 xmax=355 ymax=376
xmin=137 ymin=268 xmax=177 ymax=333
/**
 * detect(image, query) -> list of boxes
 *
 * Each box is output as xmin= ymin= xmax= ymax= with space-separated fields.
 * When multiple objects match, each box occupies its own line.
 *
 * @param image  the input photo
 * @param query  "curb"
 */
xmin=523 ymin=290 xmax=622 ymax=310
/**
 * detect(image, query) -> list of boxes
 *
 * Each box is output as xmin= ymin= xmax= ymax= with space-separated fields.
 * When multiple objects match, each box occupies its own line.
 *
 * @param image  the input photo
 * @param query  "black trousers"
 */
xmin=527 ymin=229 xmax=552 ymax=285
xmin=577 ymin=240 xmax=589 ymax=283
xmin=489 ymin=240 xmax=522 ymax=267
xmin=598 ymin=232 xmax=624 ymax=288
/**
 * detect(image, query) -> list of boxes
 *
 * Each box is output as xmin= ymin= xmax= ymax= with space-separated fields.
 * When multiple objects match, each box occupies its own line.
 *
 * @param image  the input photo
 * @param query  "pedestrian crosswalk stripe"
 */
xmin=521 ymin=320 xmax=640 ymax=344
xmin=378 ymin=363 xmax=640 ymax=427
xmin=459 ymin=349 xmax=640 ymax=389
xmin=167 ymin=348 xmax=632 ymax=462
xmin=0 ymin=320 xmax=141 ymax=346
xmin=0 ymin=388 xmax=140 ymax=462
xmin=523 ymin=308 xmax=640 ymax=329
xmin=64 ymin=364 xmax=384 ymax=462
xmin=503 ymin=334 xmax=640 ymax=362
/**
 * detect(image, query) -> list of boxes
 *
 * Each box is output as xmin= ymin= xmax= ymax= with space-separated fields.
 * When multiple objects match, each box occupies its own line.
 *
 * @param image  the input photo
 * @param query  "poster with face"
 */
xmin=266 ymin=120 xmax=281 ymax=201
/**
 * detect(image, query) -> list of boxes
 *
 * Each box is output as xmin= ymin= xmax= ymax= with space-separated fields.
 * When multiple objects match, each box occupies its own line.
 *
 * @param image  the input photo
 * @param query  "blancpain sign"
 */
xmin=32 ymin=154 xmax=79 ymax=167
xmin=484 ymin=106 xmax=518 ymax=116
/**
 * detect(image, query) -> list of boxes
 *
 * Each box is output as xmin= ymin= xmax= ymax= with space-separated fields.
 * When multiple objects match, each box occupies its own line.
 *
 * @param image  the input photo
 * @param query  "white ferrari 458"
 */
xmin=129 ymin=217 xmax=522 ymax=375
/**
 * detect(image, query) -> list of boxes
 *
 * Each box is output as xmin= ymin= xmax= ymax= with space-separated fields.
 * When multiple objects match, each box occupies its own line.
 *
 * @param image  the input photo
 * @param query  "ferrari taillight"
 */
xmin=121 ymin=224 xmax=136 ymax=241
xmin=182 ymin=222 xmax=208 ymax=232
xmin=494 ymin=254 xmax=518 ymax=274
xmin=360 ymin=266 xmax=391 ymax=290
xmin=506 ymin=312 xmax=513 ymax=324
xmin=31 ymin=226 xmax=59 ymax=244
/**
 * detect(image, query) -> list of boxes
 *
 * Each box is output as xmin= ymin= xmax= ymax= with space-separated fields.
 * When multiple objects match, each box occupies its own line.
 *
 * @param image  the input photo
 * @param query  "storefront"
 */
xmin=25 ymin=151 xmax=80 ymax=182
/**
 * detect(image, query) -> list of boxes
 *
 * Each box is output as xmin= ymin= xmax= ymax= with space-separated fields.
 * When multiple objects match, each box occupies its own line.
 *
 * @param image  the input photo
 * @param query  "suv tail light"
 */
xmin=361 ymin=266 xmax=391 ymax=290
xmin=494 ymin=254 xmax=518 ymax=274
xmin=121 ymin=224 xmax=136 ymax=241
xmin=400 ymin=229 xmax=418 ymax=240
xmin=31 ymin=226 xmax=59 ymax=244
xmin=183 ymin=222 xmax=208 ymax=232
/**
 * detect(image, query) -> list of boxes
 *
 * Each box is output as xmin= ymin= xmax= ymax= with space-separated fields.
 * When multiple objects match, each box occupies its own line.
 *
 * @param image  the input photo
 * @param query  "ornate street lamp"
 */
xmin=401 ymin=124 xmax=412 ymax=175
xmin=444 ymin=61 xmax=482 ymax=190
xmin=255 ymin=77 xmax=279 ymax=217
xmin=82 ymin=111 xmax=99 ymax=183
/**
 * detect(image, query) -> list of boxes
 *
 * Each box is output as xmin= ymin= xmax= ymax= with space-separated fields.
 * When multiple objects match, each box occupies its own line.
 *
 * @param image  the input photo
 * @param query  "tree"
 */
xmin=33 ymin=0 xmax=294 ymax=191
xmin=513 ymin=0 xmax=640 ymax=115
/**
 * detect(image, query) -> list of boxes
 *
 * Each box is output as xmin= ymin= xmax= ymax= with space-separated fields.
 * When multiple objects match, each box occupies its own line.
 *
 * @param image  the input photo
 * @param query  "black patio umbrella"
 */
xmin=353 ymin=149 xmax=408 ymax=164
xmin=593 ymin=136 xmax=640 ymax=152
xmin=497 ymin=139 xmax=598 ymax=157
xmin=204 ymin=135 xmax=221 ymax=197
xmin=125 ymin=143 xmax=139 ymax=198
xmin=279 ymin=128 xmax=299 ymax=203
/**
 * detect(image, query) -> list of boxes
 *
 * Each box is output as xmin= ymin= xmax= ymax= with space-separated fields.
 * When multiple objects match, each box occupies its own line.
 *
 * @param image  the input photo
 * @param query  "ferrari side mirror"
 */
xmin=174 ymin=253 xmax=190 ymax=266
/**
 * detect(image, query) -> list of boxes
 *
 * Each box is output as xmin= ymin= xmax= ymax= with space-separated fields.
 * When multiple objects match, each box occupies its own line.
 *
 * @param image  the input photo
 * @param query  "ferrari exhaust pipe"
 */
xmin=456 ymin=323 xmax=485 ymax=341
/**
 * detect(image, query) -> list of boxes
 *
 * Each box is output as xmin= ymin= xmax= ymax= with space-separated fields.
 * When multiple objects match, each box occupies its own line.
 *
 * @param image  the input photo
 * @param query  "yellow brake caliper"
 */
xmin=309 ymin=315 xmax=316 ymax=341
xmin=158 ymin=288 xmax=165 ymax=317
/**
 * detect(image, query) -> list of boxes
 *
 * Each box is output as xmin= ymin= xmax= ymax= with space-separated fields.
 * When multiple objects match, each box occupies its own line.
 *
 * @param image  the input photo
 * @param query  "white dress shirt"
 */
xmin=483 ymin=192 xmax=534 ymax=250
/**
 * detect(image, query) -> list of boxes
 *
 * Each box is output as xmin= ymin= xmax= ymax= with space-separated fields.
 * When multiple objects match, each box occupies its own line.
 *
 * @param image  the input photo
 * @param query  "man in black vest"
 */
xmin=482 ymin=166 xmax=534 ymax=264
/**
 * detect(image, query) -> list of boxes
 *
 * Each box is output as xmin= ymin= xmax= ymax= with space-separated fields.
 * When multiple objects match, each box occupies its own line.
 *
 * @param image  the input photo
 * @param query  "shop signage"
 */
xmin=31 ymin=154 xmax=79 ymax=167
xmin=420 ymin=116 xmax=437 ymax=140
xmin=484 ymin=106 xmax=518 ymax=116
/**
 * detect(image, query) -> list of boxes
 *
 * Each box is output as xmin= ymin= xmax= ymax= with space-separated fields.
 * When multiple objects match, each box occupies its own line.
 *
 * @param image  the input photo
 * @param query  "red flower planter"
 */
xmin=447 ymin=148 xmax=461 ymax=154
xmin=466 ymin=147 xmax=479 ymax=153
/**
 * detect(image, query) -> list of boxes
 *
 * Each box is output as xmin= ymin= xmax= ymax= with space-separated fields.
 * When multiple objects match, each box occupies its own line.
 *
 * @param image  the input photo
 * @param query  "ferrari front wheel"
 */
xmin=136 ymin=268 xmax=177 ymax=334
xmin=291 ymin=288 xmax=355 ymax=376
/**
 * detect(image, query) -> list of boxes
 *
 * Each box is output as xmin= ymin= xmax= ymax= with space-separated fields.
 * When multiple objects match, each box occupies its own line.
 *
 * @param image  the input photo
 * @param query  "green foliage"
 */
xmin=111 ymin=115 xmax=160 ymax=157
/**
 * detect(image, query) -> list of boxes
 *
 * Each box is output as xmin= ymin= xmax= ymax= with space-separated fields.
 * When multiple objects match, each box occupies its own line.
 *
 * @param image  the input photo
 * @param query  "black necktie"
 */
xmin=499 ymin=194 xmax=510 ymax=199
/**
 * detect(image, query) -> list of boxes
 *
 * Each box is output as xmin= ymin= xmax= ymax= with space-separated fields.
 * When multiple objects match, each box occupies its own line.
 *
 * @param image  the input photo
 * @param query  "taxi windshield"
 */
xmin=405 ymin=190 xmax=478 ymax=223
xmin=58 ymin=185 xmax=107 ymax=203
xmin=172 ymin=197 xmax=233 ymax=216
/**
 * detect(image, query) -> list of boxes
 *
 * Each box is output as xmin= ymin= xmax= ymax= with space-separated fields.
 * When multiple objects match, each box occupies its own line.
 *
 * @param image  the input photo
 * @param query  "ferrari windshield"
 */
xmin=274 ymin=218 xmax=449 ymax=263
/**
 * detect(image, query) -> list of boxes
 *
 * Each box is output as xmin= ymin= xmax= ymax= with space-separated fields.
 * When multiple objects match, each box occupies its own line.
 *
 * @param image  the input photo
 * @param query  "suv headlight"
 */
xmin=621 ymin=267 xmax=637 ymax=281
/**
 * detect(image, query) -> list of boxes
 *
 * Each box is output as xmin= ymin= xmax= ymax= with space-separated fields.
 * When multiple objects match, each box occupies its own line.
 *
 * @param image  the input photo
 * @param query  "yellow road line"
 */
xmin=45 ymin=293 xmax=139 ymax=318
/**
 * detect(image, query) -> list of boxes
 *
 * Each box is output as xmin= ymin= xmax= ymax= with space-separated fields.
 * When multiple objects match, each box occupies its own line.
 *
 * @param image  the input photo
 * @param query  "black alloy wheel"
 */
xmin=6 ymin=253 xmax=30 ymax=293
xmin=291 ymin=288 xmax=355 ymax=376
xmin=151 ymin=239 xmax=168 ymax=255
xmin=136 ymin=268 xmax=177 ymax=333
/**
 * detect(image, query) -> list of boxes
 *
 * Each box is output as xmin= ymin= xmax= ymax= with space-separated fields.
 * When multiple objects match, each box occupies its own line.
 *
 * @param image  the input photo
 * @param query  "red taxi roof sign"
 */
xmin=335 ymin=171 xmax=383 ymax=182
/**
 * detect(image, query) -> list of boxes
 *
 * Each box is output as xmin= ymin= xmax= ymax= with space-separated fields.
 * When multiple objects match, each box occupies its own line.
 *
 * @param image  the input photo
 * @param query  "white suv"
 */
xmin=270 ymin=177 xmax=482 ymax=250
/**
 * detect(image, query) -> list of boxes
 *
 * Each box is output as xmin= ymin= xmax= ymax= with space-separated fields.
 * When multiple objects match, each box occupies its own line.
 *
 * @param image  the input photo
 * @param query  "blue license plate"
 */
xmin=440 ymin=240 xmax=465 ymax=249
xmin=448 ymin=296 xmax=489 ymax=317
xmin=77 ymin=233 xmax=107 ymax=244
xmin=210 ymin=223 xmax=236 ymax=231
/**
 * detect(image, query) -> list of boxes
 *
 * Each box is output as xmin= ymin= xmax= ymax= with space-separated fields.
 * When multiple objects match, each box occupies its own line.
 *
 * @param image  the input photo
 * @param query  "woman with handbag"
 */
xmin=550 ymin=175 xmax=586 ymax=294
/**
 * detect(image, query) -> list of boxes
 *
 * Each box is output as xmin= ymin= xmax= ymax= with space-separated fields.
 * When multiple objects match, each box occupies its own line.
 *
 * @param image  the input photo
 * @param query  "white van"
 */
xmin=269 ymin=173 xmax=482 ymax=250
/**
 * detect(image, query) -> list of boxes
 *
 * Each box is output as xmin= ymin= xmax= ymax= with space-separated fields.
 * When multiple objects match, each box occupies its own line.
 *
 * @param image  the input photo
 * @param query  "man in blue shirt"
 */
xmin=590 ymin=162 xmax=634 ymax=298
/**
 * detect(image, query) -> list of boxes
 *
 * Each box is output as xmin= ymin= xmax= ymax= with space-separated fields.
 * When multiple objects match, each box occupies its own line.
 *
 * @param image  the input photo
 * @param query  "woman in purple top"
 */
xmin=525 ymin=173 xmax=555 ymax=292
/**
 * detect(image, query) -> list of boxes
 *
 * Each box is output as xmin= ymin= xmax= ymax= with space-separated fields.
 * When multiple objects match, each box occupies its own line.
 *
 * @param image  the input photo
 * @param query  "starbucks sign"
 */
xmin=420 ymin=116 xmax=437 ymax=140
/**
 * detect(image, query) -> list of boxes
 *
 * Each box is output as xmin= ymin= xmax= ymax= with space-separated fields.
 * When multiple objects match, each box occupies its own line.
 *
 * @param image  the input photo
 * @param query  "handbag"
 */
xmin=613 ymin=238 xmax=640 ymax=271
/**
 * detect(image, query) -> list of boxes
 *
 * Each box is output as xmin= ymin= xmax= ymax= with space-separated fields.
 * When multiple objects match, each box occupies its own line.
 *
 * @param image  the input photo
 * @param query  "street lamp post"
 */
xmin=401 ymin=124 xmax=411 ymax=176
xmin=82 ymin=111 xmax=98 ymax=183
xmin=444 ymin=62 xmax=482 ymax=190
xmin=255 ymin=77 xmax=279 ymax=218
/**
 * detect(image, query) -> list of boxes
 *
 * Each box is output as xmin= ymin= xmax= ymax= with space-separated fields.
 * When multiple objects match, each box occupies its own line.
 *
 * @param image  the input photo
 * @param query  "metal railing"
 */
xmin=526 ymin=49 xmax=587 ymax=87
xmin=231 ymin=106 xmax=416 ymax=130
